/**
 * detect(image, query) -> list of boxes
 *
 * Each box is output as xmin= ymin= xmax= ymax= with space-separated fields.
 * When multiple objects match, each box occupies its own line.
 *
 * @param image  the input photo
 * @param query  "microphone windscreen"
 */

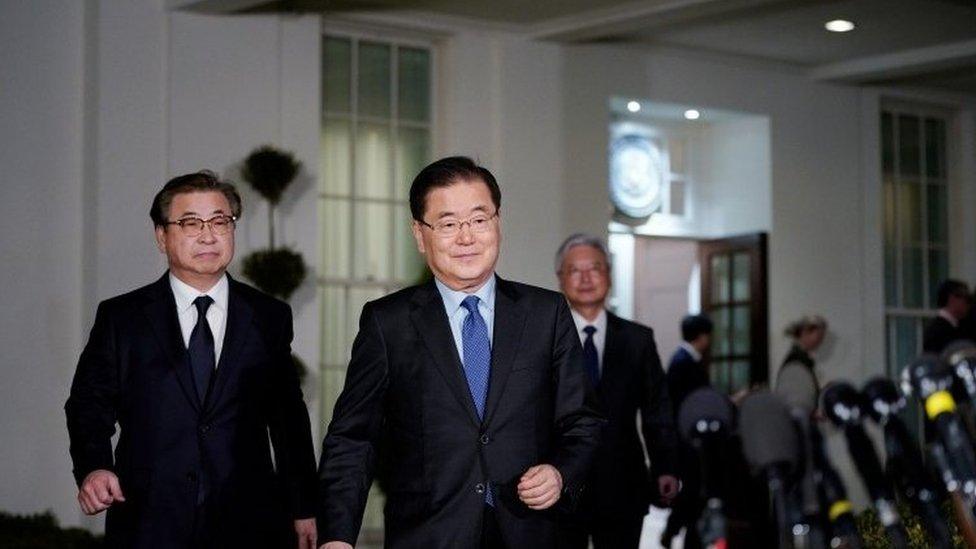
xmin=677 ymin=387 xmax=734 ymax=442
xmin=739 ymin=391 xmax=799 ymax=472
xmin=941 ymin=339 xmax=976 ymax=366
xmin=775 ymin=361 xmax=818 ymax=412
xmin=861 ymin=377 xmax=903 ymax=422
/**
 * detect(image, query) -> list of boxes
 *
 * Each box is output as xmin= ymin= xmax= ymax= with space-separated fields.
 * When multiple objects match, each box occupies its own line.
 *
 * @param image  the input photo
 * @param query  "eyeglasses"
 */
xmin=418 ymin=211 xmax=498 ymax=238
xmin=165 ymin=215 xmax=237 ymax=237
xmin=560 ymin=263 xmax=608 ymax=280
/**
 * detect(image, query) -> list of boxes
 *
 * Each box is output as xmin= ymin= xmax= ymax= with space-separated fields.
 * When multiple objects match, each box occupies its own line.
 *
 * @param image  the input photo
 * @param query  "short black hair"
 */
xmin=150 ymin=170 xmax=242 ymax=227
xmin=408 ymin=156 xmax=501 ymax=222
xmin=937 ymin=279 xmax=970 ymax=308
xmin=681 ymin=314 xmax=713 ymax=342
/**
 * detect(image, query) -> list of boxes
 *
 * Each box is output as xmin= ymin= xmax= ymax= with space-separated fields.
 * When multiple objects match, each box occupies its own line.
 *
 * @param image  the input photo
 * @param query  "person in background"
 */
xmin=554 ymin=233 xmax=678 ymax=549
xmin=660 ymin=314 xmax=713 ymax=549
xmin=777 ymin=315 xmax=828 ymax=397
xmin=924 ymin=279 xmax=971 ymax=353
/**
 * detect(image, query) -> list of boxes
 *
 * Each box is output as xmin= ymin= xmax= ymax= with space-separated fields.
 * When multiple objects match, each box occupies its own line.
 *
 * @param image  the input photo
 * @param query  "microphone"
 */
xmin=776 ymin=363 xmax=860 ymax=549
xmin=861 ymin=377 xmax=952 ymax=548
xmin=677 ymin=387 xmax=735 ymax=549
xmin=739 ymin=391 xmax=801 ymax=549
xmin=774 ymin=362 xmax=829 ymax=549
xmin=941 ymin=340 xmax=976 ymax=442
xmin=822 ymin=382 xmax=909 ymax=549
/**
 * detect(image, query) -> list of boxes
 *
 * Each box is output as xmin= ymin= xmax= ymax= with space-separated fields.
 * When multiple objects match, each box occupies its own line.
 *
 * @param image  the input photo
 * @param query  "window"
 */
xmin=882 ymin=103 xmax=950 ymax=380
xmin=319 ymin=32 xmax=433 ymax=538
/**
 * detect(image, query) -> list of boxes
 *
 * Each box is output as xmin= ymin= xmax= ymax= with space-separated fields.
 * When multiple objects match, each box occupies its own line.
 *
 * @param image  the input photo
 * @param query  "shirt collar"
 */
xmin=569 ymin=307 xmax=607 ymax=335
xmin=679 ymin=341 xmax=702 ymax=362
xmin=434 ymin=274 xmax=496 ymax=315
xmin=939 ymin=308 xmax=960 ymax=328
xmin=169 ymin=272 xmax=228 ymax=314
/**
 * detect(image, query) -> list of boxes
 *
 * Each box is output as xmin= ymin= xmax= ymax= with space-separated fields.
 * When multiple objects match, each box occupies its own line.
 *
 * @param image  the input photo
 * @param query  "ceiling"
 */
xmin=173 ymin=0 xmax=976 ymax=94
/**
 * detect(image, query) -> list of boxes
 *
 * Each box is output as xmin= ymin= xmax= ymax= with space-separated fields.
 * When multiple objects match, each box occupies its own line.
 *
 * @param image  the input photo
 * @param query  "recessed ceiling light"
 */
xmin=627 ymin=101 xmax=641 ymax=113
xmin=825 ymin=19 xmax=855 ymax=33
xmin=684 ymin=109 xmax=701 ymax=120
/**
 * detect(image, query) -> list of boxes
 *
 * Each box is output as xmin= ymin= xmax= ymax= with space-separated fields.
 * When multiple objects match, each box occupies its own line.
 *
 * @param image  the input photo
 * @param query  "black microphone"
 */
xmin=822 ymin=381 xmax=909 ymax=549
xmin=678 ymin=387 xmax=735 ymax=549
xmin=861 ymin=377 xmax=952 ymax=548
xmin=942 ymin=339 xmax=976 ymax=442
xmin=739 ymin=391 xmax=801 ymax=549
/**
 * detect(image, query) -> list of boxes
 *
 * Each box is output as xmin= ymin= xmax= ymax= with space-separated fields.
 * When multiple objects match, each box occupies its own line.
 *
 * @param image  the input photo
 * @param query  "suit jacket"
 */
xmin=65 ymin=273 xmax=316 ymax=548
xmin=666 ymin=346 xmax=710 ymax=417
xmin=317 ymin=277 xmax=605 ymax=548
xmin=923 ymin=315 xmax=960 ymax=354
xmin=579 ymin=312 xmax=678 ymax=522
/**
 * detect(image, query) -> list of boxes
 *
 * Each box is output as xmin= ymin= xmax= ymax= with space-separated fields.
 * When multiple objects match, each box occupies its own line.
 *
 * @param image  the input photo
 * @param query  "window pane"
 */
xmin=358 ymin=42 xmax=391 ymax=119
xmin=394 ymin=206 xmax=426 ymax=284
xmin=354 ymin=202 xmax=392 ymax=280
xmin=883 ymin=178 xmax=897 ymax=307
xmin=321 ymin=119 xmax=351 ymax=196
xmin=902 ymin=246 xmax=923 ymax=308
xmin=355 ymin=122 xmax=392 ymax=199
xmin=928 ymin=249 xmax=948 ymax=309
xmin=730 ymin=360 xmax=750 ymax=393
xmin=396 ymin=127 xmax=430 ymax=199
xmin=322 ymin=37 xmax=351 ymax=114
xmin=927 ymin=184 xmax=947 ymax=245
xmin=732 ymin=252 xmax=751 ymax=301
xmin=670 ymin=180 xmax=685 ymax=216
xmin=732 ymin=305 xmax=751 ymax=355
xmin=897 ymin=181 xmax=921 ymax=245
xmin=710 ymin=360 xmax=729 ymax=394
xmin=320 ymin=366 xmax=347 ymax=429
xmin=398 ymin=47 xmax=430 ymax=123
xmin=925 ymin=118 xmax=946 ymax=179
xmin=711 ymin=255 xmax=730 ymax=303
xmin=348 ymin=286 xmax=387 ymax=351
xmin=891 ymin=316 xmax=919 ymax=375
xmin=669 ymin=138 xmax=686 ymax=175
xmin=321 ymin=198 xmax=350 ymax=278
xmin=712 ymin=306 xmax=730 ymax=356
xmin=321 ymin=284 xmax=347 ymax=366
xmin=881 ymin=112 xmax=893 ymax=173
xmin=898 ymin=114 xmax=920 ymax=176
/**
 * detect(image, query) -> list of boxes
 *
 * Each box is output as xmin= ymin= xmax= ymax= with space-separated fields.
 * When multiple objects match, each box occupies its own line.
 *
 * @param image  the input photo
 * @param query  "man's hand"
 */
xmin=517 ymin=464 xmax=563 ymax=510
xmin=294 ymin=518 xmax=316 ymax=549
xmin=77 ymin=469 xmax=125 ymax=515
xmin=658 ymin=474 xmax=680 ymax=506
xmin=319 ymin=543 xmax=353 ymax=549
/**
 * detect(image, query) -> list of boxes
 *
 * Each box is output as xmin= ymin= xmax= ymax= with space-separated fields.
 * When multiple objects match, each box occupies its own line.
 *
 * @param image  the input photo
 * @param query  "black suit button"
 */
xmin=479 ymin=433 xmax=490 ymax=445
xmin=475 ymin=483 xmax=485 ymax=494
xmin=198 ymin=424 xmax=211 ymax=435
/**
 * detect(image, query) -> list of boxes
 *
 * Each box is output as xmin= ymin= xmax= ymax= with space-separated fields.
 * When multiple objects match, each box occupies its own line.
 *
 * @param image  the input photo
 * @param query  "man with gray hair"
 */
xmin=554 ymin=233 xmax=678 ymax=549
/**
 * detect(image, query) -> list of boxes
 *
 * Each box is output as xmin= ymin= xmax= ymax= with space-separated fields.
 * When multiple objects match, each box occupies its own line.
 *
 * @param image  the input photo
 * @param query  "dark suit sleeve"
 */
xmin=550 ymin=297 xmax=606 ymax=498
xmin=267 ymin=304 xmax=318 ymax=519
xmin=317 ymin=302 xmax=388 ymax=544
xmin=639 ymin=331 xmax=678 ymax=478
xmin=65 ymin=302 xmax=120 ymax=486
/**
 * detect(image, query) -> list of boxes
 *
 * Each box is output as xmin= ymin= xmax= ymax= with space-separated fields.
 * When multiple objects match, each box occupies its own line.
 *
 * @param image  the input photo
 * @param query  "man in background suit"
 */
xmin=317 ymin=157 xmax=604 ymax=549
xmin=554 ymin=233 xmax=679 ymax=549
xmin=923 ymin=279 xmax=971 ymax=353
xmin=661 ymin=314 xmax=713 ymax=549
xmin=65 ymin=171 xmax=317 ymax=548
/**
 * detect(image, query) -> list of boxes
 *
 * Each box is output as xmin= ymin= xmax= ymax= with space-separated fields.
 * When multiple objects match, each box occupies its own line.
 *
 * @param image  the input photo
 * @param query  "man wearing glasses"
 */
xmin=317 ymin=156 xmax=604 ymax=549
xmin=554 ymin=234 xmax=678 ymax=549
xmin=66 ymin=171 xmax=318 ymax=548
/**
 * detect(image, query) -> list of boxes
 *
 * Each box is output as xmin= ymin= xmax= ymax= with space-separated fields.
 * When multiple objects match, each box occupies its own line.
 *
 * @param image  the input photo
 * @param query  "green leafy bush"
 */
xmin=0 ymin=510 xmax=102 ymax=549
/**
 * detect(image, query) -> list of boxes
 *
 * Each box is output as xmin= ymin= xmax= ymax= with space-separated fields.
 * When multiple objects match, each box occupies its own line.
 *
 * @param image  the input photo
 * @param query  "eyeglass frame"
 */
xmin=558 ymin=262 xmax=610 ymax=280
xmin=416 ymin=210 xmax=499 ymax=237
xmin=164 ymin=214 xmax=238 ymax=237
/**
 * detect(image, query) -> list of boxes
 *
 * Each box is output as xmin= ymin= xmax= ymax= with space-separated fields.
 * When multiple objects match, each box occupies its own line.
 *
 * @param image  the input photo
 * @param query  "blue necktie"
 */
xmin=188 ymin=296 xmax=215 ymax=404
xmin=583 ymin=325 xmax=600 ymax=387
xmin=460 ymin=295 xmax=493 ymax=505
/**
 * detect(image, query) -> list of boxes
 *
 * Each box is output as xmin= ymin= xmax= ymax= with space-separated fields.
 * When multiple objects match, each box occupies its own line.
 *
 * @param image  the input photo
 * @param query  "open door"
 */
xmin=699 ymin=233 xmax=768 ymax=394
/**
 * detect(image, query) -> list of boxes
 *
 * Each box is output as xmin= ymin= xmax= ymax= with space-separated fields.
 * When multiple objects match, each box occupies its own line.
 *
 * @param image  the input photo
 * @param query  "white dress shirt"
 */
xmin=169 ymin=273 xmax=229 ymax=365
xmin=678 ymin=341 xmax=702 ymax=363
xmin=570 ymin=307 xmax=607 ymax=373
xmin=434 ymin=275 xmax=496 ymax=364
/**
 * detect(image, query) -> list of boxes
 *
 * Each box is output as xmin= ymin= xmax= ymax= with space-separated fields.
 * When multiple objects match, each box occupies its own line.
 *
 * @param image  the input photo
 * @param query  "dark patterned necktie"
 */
xmin=188 ymin=296 xmax=215 ymax=403
xmin=582 ymin=325 xmax=600 ymax=386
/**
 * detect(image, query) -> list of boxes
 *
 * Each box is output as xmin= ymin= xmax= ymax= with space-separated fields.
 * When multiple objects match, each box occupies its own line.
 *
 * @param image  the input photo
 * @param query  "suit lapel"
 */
xmin=204 ymin=276 xmax=254 ymax=414
xmin=601 ymin=313 xmax=624 ymax=395
xmin=409 ymin=281 xmax=481 ymax=427
xmin=484 ymin=277 xmax=526 ymax=424
xmin=143 ymin=273 xmax=201 ymax=414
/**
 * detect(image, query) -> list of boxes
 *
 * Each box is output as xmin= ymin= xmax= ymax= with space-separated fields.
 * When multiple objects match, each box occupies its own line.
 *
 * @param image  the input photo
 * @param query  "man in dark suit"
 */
xmin=554 ymin=233 xmax=678 ymax=549
xmin=923 ymin=279 xmax=971 ymax=353
xmin=65 ymin=171 xmax=318 ymax=548
xmin=661 ymin=314 xmax=713 ymax=549
xmin=316 ymin=157 xmax=604 ymax=549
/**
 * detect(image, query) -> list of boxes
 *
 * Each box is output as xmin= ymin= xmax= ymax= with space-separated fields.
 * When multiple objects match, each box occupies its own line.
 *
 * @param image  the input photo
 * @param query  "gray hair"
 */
xmin=555 ymin=233 xmax=611 ymax=273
